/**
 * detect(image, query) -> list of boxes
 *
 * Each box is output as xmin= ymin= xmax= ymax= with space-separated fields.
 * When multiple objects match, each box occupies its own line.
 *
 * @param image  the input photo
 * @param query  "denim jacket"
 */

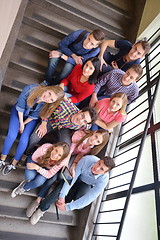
xmin=15 ymin=84 xmax=44 ymax=120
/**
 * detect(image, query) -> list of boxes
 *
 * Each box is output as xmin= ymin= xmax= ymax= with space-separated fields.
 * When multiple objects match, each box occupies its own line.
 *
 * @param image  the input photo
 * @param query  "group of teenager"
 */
xmin=0 ymin=28 xmax=150 ymax=225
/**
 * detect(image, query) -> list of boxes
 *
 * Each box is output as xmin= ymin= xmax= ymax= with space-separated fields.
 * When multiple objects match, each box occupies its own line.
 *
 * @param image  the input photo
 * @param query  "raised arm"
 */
xmin=99 ymin=40 xmax=115 ymax=71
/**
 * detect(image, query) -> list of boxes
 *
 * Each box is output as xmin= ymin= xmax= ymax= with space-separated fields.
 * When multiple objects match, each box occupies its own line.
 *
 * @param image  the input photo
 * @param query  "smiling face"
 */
xmin=91 ymin=160 xmax=109 ymax=175
xmin=50 ymin=146 xmax=64 ymax=161
xmin=128 ymin=43 xmax=145 ymax=61
xmin=83 ymin=60 xmax=95 ymax=77
xmin=71 ymin=110 xmax=91 ymax=127
xmin=41 ymin=90 xmax=58 ymax=103
xmin=121 ymin=68 xmax=139 ymax=86
xmin=83 ymin=33 xmax=100 ymax=49
xmin=109 ymin=97 xmax=123 ymax=112
xmin=88 ymin=132 xmax=103 ymax=146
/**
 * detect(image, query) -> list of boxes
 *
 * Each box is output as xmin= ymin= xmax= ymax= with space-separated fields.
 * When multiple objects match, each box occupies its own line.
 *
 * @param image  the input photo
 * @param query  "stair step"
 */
xmin=0 ymin=231 xmax=67 ymax=240
xmin=30 ymin=0 xmax=125 ymax=39
xmin=0 ymin=217 xmax=76 ymax=239
xmin=3 ymin=68 xmax=41 ymax=91
xmin=17 ymin=23 xmax=58 ymax=55
xmin=0 ymin=205 xmax=76 ymax=226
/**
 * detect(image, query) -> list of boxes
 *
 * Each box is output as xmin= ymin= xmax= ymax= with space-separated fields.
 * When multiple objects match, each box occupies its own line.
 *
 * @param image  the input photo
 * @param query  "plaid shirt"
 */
xmin=46 ymin=99 xmax=90 ymax=130
xmin=94 ymin=69 xmax=139 ymax=104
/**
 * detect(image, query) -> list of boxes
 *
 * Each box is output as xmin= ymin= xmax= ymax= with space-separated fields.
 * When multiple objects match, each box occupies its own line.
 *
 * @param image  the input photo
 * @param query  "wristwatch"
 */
xmin=59 ymin=52 xmax=63 ymax=57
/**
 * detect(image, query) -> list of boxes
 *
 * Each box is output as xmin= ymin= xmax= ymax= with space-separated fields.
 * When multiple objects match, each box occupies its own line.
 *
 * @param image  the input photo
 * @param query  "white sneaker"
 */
xmin=26 ymin=200 xmax=40 ymax=218
xmin=30 ymin=208 xmax=45 ymax=225
xmin=11 ymin=181 xmax=26 ymax=198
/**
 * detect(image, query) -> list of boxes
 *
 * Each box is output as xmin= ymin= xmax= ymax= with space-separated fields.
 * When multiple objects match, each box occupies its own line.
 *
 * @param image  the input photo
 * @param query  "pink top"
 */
xmin=31 ymin=131 xmax=93 ymax=178
xmin=32 ymin=143 xmax=68 ymax=179
xmin=97 ymin=98 xmax=126 ymax=123
xmin=70 ymin=130 xmax=92 ymax=155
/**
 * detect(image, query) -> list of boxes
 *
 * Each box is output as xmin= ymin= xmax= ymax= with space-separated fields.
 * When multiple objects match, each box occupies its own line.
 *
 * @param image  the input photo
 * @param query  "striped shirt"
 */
xmin=48 ymin=99 xmax=90 ymax=130
xmin=32 ymin=143 xmax=68 ymax=179
xmin=94 ymin=69 xmax=139 ymax=104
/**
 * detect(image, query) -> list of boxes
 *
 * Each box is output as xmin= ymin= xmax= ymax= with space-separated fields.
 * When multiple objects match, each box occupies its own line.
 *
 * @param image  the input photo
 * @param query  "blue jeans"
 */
xmin=44 ymin=50 xmax=74 ymax=85
xmin=2 ymin=106 xmax=38 ymax=161
xmin=23 ymin=155 xmax=47 ymax=190
xmin=38 ymin=155 xmax=75 ymax=198
xmin=39 ymin=178 xmax=92 ymax=212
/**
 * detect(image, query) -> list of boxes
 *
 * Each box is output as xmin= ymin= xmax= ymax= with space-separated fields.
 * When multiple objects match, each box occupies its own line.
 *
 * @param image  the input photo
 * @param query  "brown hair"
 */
xmin=136 ymin=40 xmax=151 ymax=55
xmin=130 ymin=64 xmax=143 ymax=80
xmin=27 ymin=85 xmax=64 ymax=118
xmin=91 ymin=29 xmax=105 ymax=42
xmin=37 ymin=142 xmax=70 ymax=168
xmin=75 ymin=129 xmax=110 ymax=156
xmin=103 ymin=156 xmax=115 ymax=170
xmin=110 ymin=92 xmax=128 ymax=115
xmin=81 ymin=106 xmax=98 ymax=124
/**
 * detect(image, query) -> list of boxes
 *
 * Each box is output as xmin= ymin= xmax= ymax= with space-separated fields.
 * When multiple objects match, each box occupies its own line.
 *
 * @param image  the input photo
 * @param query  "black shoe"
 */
xmin=2 ymin=164 xmax=16 ymax=175
xmin=0 ymin=160 xmax=5 ymax=171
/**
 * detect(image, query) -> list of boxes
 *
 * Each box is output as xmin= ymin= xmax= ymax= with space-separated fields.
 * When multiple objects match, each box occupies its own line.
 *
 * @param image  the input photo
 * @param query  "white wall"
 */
xmin=0 ymin=0 xmax=22 ymax=58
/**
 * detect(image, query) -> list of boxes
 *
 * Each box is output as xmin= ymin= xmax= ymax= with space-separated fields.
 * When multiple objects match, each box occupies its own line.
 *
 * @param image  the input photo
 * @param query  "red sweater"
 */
xmin=61 ymin=64 xmax=95 ymax=103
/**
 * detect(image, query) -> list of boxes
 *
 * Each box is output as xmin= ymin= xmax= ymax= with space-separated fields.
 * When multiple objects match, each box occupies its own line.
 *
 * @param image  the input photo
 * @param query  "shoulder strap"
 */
xmin=72 ymin=30 xmax=88 ymax=45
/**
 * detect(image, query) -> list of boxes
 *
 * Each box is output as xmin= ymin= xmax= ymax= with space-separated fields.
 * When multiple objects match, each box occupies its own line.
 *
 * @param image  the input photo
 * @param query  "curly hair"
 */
xmin=37 ymin=142 xmax=70 ymax=168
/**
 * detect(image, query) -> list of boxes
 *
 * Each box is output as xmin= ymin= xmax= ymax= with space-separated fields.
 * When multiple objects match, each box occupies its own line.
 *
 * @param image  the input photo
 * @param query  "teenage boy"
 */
xmin=26 ymin=98 xmax=98 ymax=153
xmin=44 ymin=29 xmax=105 ymax=85
xmin=29 ymin=155 xmax=115 ymax=225
xmin=99 ymin=39 xmax=150 ymax=74
xmin=89 ymin=64 xmax=143 ymax=106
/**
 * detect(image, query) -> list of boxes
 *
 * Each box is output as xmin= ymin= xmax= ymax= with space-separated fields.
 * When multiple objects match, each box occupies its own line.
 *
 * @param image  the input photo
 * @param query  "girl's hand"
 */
xmin=19 ymin=122 xmax=25 ymax=134
xmin=27 ymin=163 xmax=39 ymax=170
xmin=36 ymin=122 xmax=47 ymax=138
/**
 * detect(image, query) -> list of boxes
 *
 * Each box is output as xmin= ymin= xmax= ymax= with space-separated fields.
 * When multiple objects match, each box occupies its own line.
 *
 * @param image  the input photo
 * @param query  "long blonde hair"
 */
xmin=37 ymin=142 xmax=70 ymax=168
xmin=110 ymin=92 xmax=128 ymax=115
xmin=27 ymin=85 xmax=64 ymax=118
xmin=75 ymin=129 xmax=110 ymax=156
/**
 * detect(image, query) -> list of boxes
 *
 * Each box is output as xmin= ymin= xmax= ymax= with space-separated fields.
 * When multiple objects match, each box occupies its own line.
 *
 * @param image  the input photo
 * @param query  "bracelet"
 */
xmin=59 ymin=52 xmax=63 ymax=57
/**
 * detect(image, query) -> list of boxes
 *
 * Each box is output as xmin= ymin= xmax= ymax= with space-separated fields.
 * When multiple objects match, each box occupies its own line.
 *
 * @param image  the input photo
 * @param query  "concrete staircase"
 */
xmin=0 ymin=0 xmax=136 ymax=239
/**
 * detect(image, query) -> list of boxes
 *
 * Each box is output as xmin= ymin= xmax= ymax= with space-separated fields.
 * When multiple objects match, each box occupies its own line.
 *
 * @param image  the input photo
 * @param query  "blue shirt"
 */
xmin=15 ymin=84 xmax=44 ymax=120
xmin=58 ymin=29 xmax=100 ymax=65
xmin=95 ymin=69 xmax=139 ymax=103
xmin=59 ymin=155 xmax=109 ymax=211
xmin=102 ymin=40 xmax=140 ymax=73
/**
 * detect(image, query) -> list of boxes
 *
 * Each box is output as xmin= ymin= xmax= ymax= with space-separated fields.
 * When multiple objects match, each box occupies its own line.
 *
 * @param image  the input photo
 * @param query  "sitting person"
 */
xmin=99 ymin=39 xmax=150 ymax=74
xmin=11 ymin=142 xmax=70 ymax=198
xmin=29 ymin=155 xmax=115 ymax=225
xmin=92 ymin=92 xmax=128 ymax=132
xmin=59 ymin=57 xmax=100 ymax=104
xmin=89 ymin=64 xmax=143 ymax=106
xmin=0 ymin=84 xmax=64 ymax=175
xmin=26 ymin=98 xmax=98 ymax=155
xmin=44 ymin=29 xmax=105 ymax=85
xmin=23 ymin=129 xmax=110 ymax=218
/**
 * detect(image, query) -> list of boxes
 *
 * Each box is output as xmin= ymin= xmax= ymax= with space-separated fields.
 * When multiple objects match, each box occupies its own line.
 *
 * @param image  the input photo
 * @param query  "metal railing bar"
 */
xmin=93 ymin=222 xmax=120 ymax=225
xmin=110 ymin=169 xmax=133 ymax=179
xmin=125 ymin=98 xmax=148 ymax=115
xmin=105 ymin=182 xmax=130 ymax=191
xmin=115 ymin=157 xmax=136 ymax=167
xmin=122 ymin=107 xmax=149 ymax=127
xmin=114 ymin=143 xmax=139 ymax=158
xmin=119 ymin=119 xmax=146 ymax=137
xmin=116 ymin=74 xmax=160 ymax=240
xmin=93 ymin=234 xmax=117 ymax=237
xmin=99 ymin=209 xmax=124 ymax=213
